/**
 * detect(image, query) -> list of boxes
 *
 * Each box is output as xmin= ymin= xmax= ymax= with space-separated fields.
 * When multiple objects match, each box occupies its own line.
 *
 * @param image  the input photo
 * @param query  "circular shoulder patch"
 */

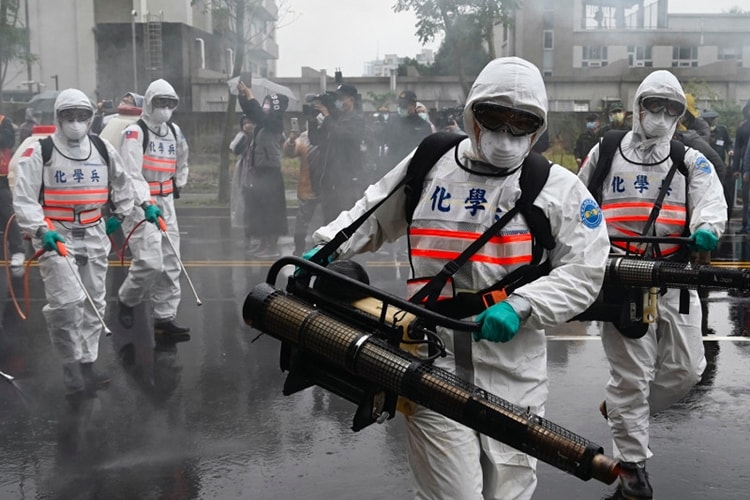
xmin=580 ymin=198 xmax=602 ymax=229
xmin=695 ymin=155 xmax=712 ymax=174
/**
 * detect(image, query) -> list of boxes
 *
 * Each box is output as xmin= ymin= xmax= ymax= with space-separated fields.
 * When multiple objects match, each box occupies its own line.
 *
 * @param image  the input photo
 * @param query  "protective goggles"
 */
xmin=152 ymin=97 xmax=178 ymax=109
xmin=58 ymin=108 xmax=93 ymax=122
xmin=472 ymin=102 xmax=543 ymax=136
xmin=640 ymin=97 xmax=685 ymax=117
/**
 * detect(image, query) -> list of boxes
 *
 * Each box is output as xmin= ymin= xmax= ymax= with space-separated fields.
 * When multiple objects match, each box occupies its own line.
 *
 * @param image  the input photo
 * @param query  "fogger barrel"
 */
xmin=606 ymin=257 xmax=750 ymax=290
xmin=244 ymin=282 xmax=619 ymax=485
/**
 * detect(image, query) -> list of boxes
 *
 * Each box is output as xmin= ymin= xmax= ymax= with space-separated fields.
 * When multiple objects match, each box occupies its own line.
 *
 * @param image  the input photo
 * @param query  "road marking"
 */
xmin=546 ymin=335 xmax=750 ymax=341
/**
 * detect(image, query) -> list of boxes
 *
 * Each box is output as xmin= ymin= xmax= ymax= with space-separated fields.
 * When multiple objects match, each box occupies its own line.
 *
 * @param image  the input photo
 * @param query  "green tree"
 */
xmin=393 ymin=0 xmax=518 ymax=95
xmin=191 ymin=0 xmax=282 ymax=203
xmin=0 ymin=0 xmax=33 ymax=108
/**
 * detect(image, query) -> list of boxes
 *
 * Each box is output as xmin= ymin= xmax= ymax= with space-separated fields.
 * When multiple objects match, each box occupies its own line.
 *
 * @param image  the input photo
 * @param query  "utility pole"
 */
xmin=24 ymin=0 xmax=32 ymax=96
xmin=131 ymin=9 xmax=138 ymax=91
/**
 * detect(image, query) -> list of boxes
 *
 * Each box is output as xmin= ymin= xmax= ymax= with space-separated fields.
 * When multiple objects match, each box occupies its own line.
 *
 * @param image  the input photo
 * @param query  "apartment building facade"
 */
xmin=5 ymin=0 xmax=279 ymax=111
xmin=496 ymin=0 xmax=750 ymax=112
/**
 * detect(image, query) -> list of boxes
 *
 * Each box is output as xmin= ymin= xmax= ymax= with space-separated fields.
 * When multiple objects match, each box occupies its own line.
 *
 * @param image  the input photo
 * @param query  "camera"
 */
xmin=434 ymin=106 xmax=464 ymax=131
xmin=304 ymin=91 xmax=338 ymax=117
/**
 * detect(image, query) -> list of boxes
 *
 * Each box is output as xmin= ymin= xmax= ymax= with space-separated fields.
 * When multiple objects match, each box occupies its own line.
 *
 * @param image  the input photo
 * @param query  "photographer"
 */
xmin=307 ymin=83 xmax=366 ymax=224
xmin=434 ymin=106 xmax=466 ymax=135
xmin=384 ymin=90 xmax=432 ymax=169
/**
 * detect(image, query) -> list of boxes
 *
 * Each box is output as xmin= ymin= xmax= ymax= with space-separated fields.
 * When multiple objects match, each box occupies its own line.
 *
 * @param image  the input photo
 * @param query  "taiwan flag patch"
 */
xmin=125 ymin=130 xmax=139 ymax=140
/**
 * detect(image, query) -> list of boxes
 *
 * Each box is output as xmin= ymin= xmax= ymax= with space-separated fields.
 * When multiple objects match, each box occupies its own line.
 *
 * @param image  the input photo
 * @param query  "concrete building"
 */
xmin=496 ymin=0 xmax=750 ymax=112
xmin=5 ymin=0 xmax=279 ymax=111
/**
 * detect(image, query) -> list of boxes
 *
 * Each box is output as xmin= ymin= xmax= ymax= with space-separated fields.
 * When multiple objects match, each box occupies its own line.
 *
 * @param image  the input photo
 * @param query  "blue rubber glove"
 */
xmin=105 ymin=216 xmax=122 ymax=235
xmin=473 ymin=302 xmax=521 ymax=343
xmin=690 ymin=229 xmax=718 ymax=251
xmin=41 ymin=230 xmax=65 ymax=255
xmin=143 ymin=203 xmax=163 ymax=226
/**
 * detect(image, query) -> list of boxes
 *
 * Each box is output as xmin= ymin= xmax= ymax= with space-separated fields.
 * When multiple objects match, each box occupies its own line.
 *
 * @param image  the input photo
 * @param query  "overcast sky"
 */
xmin=275 ymin=0 xmax=747 ymax=78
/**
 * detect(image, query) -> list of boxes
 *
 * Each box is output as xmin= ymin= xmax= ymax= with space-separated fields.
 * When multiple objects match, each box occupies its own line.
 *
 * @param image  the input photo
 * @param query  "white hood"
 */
xmin=463 ymin=57 xmax=548 ymax=161
xmin=142 ymin=79 xmax=179 ymax=123
xmin=54 ymin=89 xmax=94 ymax=141
xmin=627 ymin=70 xmax=686 ymax=159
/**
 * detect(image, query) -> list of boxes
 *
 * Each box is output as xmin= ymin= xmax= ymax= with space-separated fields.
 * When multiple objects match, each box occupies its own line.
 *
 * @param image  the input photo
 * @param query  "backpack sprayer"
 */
xmin=243 ymin=256 xmax=620 ymax=485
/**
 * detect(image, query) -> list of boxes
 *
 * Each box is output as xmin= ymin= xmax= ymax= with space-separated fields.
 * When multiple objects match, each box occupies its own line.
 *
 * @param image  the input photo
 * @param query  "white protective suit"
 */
xmin=312 ymin=57 xmax=611 ymax=500
xmin=578 ymin=70 xmax=727 ymax=463
xmin=117 ymin=79 xmax=189 ymax=323
xmin=13 ymin=89 xmax=134 ymax=366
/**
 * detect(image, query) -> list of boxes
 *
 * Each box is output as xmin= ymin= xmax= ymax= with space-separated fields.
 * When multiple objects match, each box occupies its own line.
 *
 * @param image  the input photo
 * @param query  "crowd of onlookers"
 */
xmin=227 ymin=84 xmax=750 ymax=257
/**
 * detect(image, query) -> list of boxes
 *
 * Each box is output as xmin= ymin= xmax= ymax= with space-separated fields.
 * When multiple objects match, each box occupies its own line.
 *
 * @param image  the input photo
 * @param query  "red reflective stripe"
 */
xmin=409 ymin=227 xmax=532 ymax=244
xmin=603 ymin=201 xmax=686 ymax=212
xmin=44 ymin=188 xmax=109 ymax=196
xmin=612 ymin=240 xmax=681 ymax=256
xmin=411 ymin=248 xmax=532 ymax=265
xmin=149 ymin=180 xmax=174 ymax=196
xmin=605 ymin=215 xmax=688 ymax=226
xmin=43 ymin=207 xmax=102 ymax=224
xmin=143 ymin=156 xmax=176 ymax=173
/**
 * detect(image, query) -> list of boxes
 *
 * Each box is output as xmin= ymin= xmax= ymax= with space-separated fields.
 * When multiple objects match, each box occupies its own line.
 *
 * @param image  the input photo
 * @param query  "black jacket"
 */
xmin=385 ymin=114 xmax=432 ymax=168
xmin=308 ymin=109 xmax=366 ymax=190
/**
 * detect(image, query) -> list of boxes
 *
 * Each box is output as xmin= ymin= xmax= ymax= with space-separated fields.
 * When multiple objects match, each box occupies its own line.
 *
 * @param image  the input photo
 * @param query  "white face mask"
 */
xmin=640 ymin=111 xmax=676 ymax=139
xmin=61 ymin=120 xmax=89 ymax=141
xmin=151 ymin=107 xmax=173 ymax=124
xmin=477 ymin=128 xmax=533 ymax=170
xmin=335 ymin=100 xmax=345 ymax=111
xmin=418 ymin=112 xmax=429 ymax=122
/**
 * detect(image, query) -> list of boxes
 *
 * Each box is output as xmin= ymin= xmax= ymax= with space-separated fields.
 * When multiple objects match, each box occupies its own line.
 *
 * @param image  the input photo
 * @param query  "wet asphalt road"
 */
xmin=0 ymin=207 xmax=749 ymax=500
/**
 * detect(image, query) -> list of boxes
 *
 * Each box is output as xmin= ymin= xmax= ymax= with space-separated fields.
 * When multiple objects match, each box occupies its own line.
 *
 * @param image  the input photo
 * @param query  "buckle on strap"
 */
xmin=481 ymin=289 xmax=507 ymax=309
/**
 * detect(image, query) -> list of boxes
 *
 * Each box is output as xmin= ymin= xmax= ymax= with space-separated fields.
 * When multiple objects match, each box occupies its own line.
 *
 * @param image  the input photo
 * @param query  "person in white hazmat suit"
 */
xmin=578 ymin=70 xmax=727 ymax=500
xmin=13 ymin=88 xmax=135 ymax=400
xmin=307 ymin=57 xmax=611 ymax=499
xmin=115 ymin=79 xmax=190 ymax=340
xmin=98 ymin=92 xmax=144 ymax=149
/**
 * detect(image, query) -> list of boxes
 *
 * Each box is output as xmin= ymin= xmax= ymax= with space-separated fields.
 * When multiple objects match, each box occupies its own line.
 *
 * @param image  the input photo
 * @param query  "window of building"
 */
xmin=543 ymin=30 xmax=554 ymax=50
xmin=543 ymin=9 xmax=554 ymax=29
xmin=582 ymin=45 xmax=608 ymax=67
xmin=719 ymin=46 xmax=739 ymax=61
xmin=672 ymin=46 xmax=698 ymax=67
xmin=549 ymin=100 xmax=590 ymax=112
xmin=583 ymin=3 xmax=616 ymax=29
xmin=627 ymin=45 xmax=653 ymax=67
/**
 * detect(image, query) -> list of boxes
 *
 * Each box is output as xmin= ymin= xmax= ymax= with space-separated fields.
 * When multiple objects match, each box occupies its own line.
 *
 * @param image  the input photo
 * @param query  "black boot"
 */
xmin=118 ymin=300 xmax=135 ymax=329
xmin=617 ymin=461 xmax=653 ymax=500
xmin=80 ymin=362 xmax=110 ymax=391
xmin=63 ymin=362 xmax=85 ymax=403
xmin=154 ymin=319 xmax=191 ymax=341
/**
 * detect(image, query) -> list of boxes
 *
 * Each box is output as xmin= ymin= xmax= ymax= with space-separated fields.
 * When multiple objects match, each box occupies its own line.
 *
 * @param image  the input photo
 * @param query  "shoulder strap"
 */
xmin=669 ymin=139 xmax=687 ymax=175
xmin=136 ymin=118 xmax=149 ymax=153
xmin=167 ymin=121 xmax=178 ymax=141
xmin=404 ymin=132 xmax=469 ymax=223
xmin=518 ymin=151 xmax=555 ymax=256
xmin=40 ymin=136 xmax=54 ymax=166
xmin=89 ymin=134 xmax=110 ymax=167
xmin=587 ymin=130 xmax=628 ymax=204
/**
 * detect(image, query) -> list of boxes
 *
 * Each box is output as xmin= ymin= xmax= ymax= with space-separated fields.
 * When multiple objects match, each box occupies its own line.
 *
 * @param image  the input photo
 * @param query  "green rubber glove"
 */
xmin=143 ymin=203 xmax=163 ymax=225
xmin=41 ymin=230 xmax=65 ymax=254
xmin=105 ymin=216 xmax=122 ymax=235
xmin=690 ymin=229 xmax=718 ymax=252
xmin=302 ymin=245 xmax=334 ymax=265
xmin=473 ymin=302 xmax=521 ymax=343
